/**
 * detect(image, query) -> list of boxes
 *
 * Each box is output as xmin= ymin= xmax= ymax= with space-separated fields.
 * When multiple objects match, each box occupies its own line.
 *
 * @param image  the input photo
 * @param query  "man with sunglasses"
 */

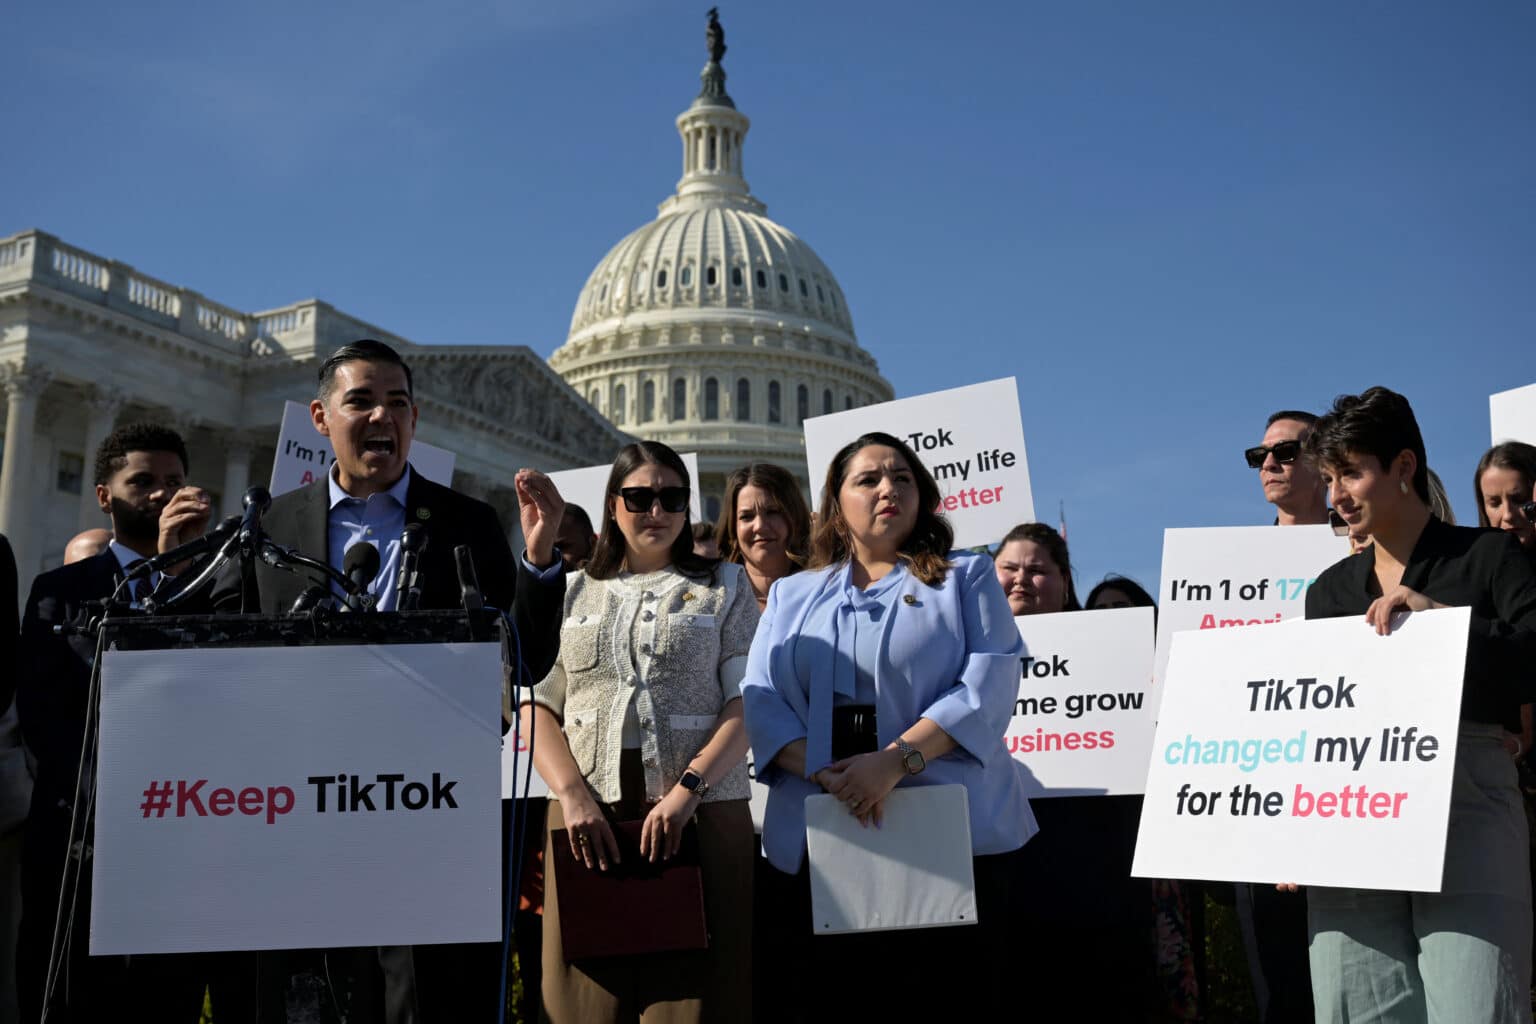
xmin=1247 ymin=410 xmax=1329 ymax=527
xmin=1226 ymin=409 xmax=1325 ymax=1022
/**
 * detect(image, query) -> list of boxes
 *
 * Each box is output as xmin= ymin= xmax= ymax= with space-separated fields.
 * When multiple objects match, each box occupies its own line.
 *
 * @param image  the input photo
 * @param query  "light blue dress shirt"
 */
xmin=741 ymin=550 xmax=1038 ymax=874
xmin=327 ymin=465 xmax=412 ymax=610
xmin=326 ymin=464 xmax=563 ymax=609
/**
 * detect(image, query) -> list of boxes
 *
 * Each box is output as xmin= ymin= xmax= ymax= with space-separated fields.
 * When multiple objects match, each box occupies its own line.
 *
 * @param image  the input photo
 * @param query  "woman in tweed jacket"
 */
xmin=520 ymin=440 xmax=760 ymax=1023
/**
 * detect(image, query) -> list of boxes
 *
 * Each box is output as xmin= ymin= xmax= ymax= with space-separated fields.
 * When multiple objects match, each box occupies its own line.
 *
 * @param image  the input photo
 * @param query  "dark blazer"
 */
xmin=16 ymin=549 xmax=121 ymax=808
xmin=204 ymin=469 xmax=563 ymax=693
xmin=1 ymin=533 xmax=18 ymax=712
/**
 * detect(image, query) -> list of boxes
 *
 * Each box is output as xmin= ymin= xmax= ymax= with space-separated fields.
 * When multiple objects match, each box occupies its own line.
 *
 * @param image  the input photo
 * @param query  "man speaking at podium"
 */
xmin=204 ymin=339 xmax=567 ymax=1021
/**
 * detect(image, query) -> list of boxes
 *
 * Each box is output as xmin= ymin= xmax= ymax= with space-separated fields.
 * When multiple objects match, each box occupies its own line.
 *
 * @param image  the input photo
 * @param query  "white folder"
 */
xmin=805 ymin=784 xmax=977 ymax=935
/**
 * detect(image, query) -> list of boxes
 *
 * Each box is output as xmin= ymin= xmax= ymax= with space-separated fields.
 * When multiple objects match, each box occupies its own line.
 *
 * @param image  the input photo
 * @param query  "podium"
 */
xmin=56 ymin=610 xmax=509 ymax=958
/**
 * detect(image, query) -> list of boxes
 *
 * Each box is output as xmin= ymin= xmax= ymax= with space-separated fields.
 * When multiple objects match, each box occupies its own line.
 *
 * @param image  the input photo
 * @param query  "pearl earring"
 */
xmin=1400 ymin=481 xmax=1409 ymax=495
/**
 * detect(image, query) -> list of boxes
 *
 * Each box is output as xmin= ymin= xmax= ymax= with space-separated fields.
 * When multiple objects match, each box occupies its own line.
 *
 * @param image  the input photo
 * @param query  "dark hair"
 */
xmin=317 ymin=339 xmax=414 ymax=402
xmin=585 ymin=441 xmax=715 ymax=582
xmin=1084 ymin=574 xmax=1156 ymax=611
xmin=1473 ymin=442 xmax=1536 ymax=529
xmin=1305 ymin=386 xmax=1430 ymax=504
xmin=692 ymin=522 xmax=717 ymax=544
xmin=810 ymin=432 xmax=953 ymax=586
xmin=716 ymin=463 xmax=811 ymax=571
xmin=994 ymin=523 xmax=1081 ymax=611
xmin=562 ymin=502 xmax=594 ymax=538
xmin=94 ymin=423 xmax=189 ymax=485
xmin=1266 ymin=409 xmax=1318 ymax=429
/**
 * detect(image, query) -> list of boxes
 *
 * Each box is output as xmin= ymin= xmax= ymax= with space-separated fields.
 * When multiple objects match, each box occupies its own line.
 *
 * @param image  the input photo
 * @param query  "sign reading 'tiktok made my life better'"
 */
xmin=803 ymin=378 xmax=1034 ymax=550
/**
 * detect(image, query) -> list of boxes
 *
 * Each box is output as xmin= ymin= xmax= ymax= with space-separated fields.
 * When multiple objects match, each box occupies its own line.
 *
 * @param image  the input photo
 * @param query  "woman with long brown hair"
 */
xmin=740 ymin=431 xmax=1034 ymax=1018
xmin=520 ymin=440 xmax=760 ymax=1023
xmin=714 ymin=462 xmax=811 ymax=611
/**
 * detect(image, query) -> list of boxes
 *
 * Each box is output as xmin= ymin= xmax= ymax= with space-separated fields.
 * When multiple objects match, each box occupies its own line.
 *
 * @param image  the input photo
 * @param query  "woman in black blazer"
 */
xmin=1303 ymin=387 xmax=1536 ymax=1023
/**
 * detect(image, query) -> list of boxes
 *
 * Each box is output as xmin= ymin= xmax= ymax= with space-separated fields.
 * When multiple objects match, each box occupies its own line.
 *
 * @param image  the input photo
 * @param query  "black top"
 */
xmin=0 ymin=533 xmax=17 ymax=712
xmin=1305 ymin=517 xmax=1536 ymax=729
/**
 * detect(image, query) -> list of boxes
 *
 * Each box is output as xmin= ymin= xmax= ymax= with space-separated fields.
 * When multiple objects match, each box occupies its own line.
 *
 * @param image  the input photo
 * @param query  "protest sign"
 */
xmin=1008 ymin=606 xmax=1156 ymax=797
xmin=1131 ymin=608 xmax=1468 ymax=891
xmin=803 ymin=378 xmax=1033 ymax=550
xmin=270 ymin=400 xmax=456 ymax=496
xmin=1490 ymin=382 xmax=1536 ymax=446
xmin=1154 ymin=525 xmax=1346 ymax=692
xmin=547 ymin=452 xmax=704 ymax=527
xmin=93 ymin=643 xmax=502 ymax=953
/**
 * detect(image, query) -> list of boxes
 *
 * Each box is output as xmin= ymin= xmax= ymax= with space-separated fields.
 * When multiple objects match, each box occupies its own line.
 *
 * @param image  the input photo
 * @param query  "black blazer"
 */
xmin=1 ymin=533 xmax=17 ymax=712
xmin=16 ymin=549 xmax=123 ymax=807
xmin=1306 ymin=517 xmax=1536 ymax=729
xmin=205 ymin=470 xmax=564 ymax=684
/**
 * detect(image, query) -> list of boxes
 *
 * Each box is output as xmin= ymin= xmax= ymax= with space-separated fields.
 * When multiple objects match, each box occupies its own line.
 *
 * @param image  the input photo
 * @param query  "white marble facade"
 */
xmin=0 ymin=228 xmax=632 ymax=586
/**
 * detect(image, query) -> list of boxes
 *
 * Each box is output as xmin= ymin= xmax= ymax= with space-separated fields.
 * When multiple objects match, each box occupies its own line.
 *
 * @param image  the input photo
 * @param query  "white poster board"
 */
xmin=1009 ymin=606 xmax=1156 ymax=797
xmin=502 ymin=720 xmax=550 ymax=800
xmin=270 ymin=400 xmax=456 ymax=496
xmin=1132 ymin=609 xmax=1468 ymax=891
xmin=1154 ymin=525 xmax=1346 ymax=692
xmin=803 ymin=379 xmax=1034 ymax=550
xmin=93 ymin=644 xmax=502 ymax=954
xmin=547 ymin=452 xmax=704 ymax=526
xmin=1490 ymin=382 xmax=1536 ymax=446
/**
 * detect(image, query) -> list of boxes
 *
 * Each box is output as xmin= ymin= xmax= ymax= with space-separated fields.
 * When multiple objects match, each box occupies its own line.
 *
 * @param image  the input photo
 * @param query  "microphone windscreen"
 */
xmin=401 ymin=522 xmax=428 ymax=553
xmin=343 ymin=542 xmax=381 ymax=585
xmin=243 ymin=485 xmax=272 ymax=513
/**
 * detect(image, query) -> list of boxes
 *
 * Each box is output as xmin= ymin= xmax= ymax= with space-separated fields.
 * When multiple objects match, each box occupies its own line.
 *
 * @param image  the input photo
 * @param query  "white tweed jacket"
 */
xmin=531 ymin=561 xmax=759 ymax=803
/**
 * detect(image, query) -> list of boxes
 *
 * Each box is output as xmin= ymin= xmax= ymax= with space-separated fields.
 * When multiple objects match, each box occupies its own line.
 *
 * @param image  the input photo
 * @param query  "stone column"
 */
xmin=222 ymin=439 xmax=253 ymax=519
xmin=77 ymin=385 xmax=125 ymax=529
xmin=0 ymin=367 xmax=54 ymax=581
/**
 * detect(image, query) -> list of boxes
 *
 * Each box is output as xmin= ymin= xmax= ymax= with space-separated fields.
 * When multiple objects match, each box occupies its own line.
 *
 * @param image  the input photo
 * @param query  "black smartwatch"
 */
xmin=680 ymin=768 xmax=710 ymax=799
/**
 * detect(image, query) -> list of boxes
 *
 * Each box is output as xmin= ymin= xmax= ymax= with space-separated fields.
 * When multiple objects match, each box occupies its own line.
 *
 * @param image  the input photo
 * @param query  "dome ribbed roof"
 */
xmin=567 ymin=205 xmax=854 ymax=339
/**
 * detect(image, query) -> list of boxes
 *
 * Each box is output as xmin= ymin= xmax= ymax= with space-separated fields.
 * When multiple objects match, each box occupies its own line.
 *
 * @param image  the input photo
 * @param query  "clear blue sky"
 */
xmin=10 ymin=2 xmax=1534 ymax=590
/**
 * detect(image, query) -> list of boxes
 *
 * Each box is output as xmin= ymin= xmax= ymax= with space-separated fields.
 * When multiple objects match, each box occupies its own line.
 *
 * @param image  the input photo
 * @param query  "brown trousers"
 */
xmin=541 ymin=760 xmax=753 ymax=1024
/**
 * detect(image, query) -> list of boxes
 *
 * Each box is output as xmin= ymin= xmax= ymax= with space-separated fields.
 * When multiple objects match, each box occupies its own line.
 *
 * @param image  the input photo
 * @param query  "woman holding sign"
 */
xmin=1304 ymin=387 xmax=1536 ymax=1022
xmin=996 ymin=525 xmax=1162 ymax=1018
xmin=519 ymin=440 xmax=760 ymax=1023
xmin=740 ymin=431 xmax=1035 ymax=1017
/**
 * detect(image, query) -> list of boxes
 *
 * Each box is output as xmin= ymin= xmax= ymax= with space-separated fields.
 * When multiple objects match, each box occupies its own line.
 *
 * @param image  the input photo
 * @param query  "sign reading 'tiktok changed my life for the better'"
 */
xmin=802 ymin=378 xmax=1034 ymax=550
xmin=1132 ymin=608 xmax=1467 ymax=892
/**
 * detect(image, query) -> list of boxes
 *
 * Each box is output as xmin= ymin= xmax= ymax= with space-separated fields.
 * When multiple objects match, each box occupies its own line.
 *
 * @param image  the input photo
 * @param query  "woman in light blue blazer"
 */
xmin=740 ymin=430 xmax=1036 ymax=1019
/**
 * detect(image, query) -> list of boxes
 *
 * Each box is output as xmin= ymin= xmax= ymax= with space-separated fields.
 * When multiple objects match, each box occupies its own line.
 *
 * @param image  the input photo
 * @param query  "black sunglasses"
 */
xmin=1244 ymin=439 xmax=1304 ymax=470
xmin=617 ymin=486 xmax=690 ymax=514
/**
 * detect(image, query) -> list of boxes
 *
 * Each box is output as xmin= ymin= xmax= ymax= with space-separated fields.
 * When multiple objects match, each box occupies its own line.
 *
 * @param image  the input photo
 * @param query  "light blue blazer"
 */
xmin=741 ymin=551 xmax=1038 ymax=874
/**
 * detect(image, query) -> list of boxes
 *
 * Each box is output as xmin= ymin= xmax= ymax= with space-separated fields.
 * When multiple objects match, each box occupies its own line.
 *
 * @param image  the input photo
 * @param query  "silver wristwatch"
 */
xmin=896 ymin=738 xmax=926 ymax=775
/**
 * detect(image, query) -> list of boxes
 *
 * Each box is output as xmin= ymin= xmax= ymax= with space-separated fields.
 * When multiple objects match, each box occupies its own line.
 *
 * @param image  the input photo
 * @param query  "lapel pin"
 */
xmin=903 ymin=594 xmax=917 ymax=606
xmin=416 ymin=507 xmax=431 ymax=520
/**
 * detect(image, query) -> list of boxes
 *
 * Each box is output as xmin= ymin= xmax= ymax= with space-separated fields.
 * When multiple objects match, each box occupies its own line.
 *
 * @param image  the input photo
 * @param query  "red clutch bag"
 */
xmin=549 ymin=819 xmax=708 ymax=961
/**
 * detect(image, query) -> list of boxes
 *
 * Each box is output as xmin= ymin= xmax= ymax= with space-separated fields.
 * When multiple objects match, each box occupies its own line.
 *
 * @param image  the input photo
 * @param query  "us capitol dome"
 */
xmin=548 ymin=11 xmax=893 ymax=520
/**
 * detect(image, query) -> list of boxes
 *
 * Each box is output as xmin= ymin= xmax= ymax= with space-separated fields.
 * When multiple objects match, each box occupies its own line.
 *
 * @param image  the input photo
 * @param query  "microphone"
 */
xmin=455 ymin=544 xmax=484 ymax=612
xmin=288 ymin=585 xmax=334 ymax=615
xmin=238 ymin=485 xmax=273 ymax=559
xmin=395 ymin=523 xmax=428 ymax=611
xmin=125 ymin=515 xmax=241 ymax=579
xmin=344 ymin=543 xmax=381 ymax=610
